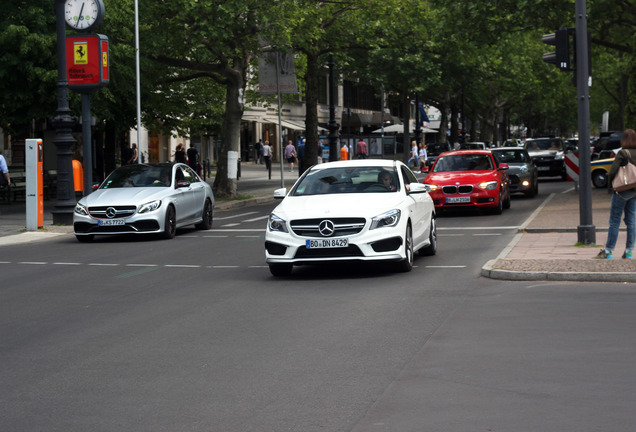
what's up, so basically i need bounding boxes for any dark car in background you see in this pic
[592,131,622,160]
[425,142,451,167]
[492,147,539,197]
[524,137,567,180]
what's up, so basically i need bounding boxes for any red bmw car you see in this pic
[422,150,511,214]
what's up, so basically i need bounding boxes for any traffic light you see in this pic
[542,28,571,71]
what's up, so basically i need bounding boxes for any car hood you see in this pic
[273,193,405,219]
[424,171,499,185]
[80,188,167,206]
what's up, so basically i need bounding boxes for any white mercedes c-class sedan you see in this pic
[73,163,214,242]
[265,159,437,276]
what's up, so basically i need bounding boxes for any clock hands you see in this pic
[78,2,85,28]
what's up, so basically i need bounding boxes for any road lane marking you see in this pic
[126,264,159,267]
[53,262,82,265]
[165,264,201,268]
[473,233,502,236]
[242,215,269,223]
[88,263,119,266]
[19,261,47,265]
[215,212,257,220]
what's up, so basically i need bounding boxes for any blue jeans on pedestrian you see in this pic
[605,190,636,252]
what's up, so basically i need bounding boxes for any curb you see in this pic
[481,259,636,283]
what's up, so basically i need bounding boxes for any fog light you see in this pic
[521,180,530,187]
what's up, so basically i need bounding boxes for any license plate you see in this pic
[537,166,550,171]
[98,219,126,226]
[446,196,471,203]
[306,238,349,249]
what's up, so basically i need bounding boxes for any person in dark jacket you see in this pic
[597,129,636,259]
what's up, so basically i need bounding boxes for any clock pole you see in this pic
[50,0,78,225]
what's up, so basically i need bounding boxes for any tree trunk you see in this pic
[303,50,319,173]
[213,70,246,198]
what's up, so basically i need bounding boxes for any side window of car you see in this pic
[401,166,417,185]
[182,165,200,183]
[175,167,186,183]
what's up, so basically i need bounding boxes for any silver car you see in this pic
[73,163,214,242]
[492,147,539,197]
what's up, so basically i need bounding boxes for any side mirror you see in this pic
[273,187,287,199]
[408,183,428,194]
[176,180,191,188]
[498,163,509,171]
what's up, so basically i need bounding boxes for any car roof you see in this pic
[438,150,493,156]
[310,159,401,170]
[492,147,526,151]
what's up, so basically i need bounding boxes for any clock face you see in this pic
[64,0,103,31]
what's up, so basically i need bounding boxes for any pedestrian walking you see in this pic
[597,128,636,259]
[130,143,138,164]
[356,138,368,159]
[284,140,297,171]
[263,140,273,178]
[0,152,10,187]
[407,141,418,169]
[418,142,428,172]
[174,144,187,163]
[187,143,199,173]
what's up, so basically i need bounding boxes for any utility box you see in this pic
[26,138,43,230]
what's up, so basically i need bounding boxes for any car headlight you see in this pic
[74,202,89,216]
[138,199,162,214]
[555,152,565,160]
[519,166,529,173]
[478,181,499,190]
[268,213,288,233]
[424,184,439,192]
[370,209,401,230]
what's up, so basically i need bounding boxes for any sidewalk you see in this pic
[482,185,636,283]
[1,163,635,282]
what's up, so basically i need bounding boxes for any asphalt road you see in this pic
[3,179,636,431]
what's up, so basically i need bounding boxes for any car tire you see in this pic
[269,263,293,277]
[503,188,511,209]
[419,218,437,256]
[195,199,213,230]
[492,190,504,215]
[525,181,538,198]
[396,223,414,272]
[592,170,608,189]
[75,234,94,243]
[162,205,177,239]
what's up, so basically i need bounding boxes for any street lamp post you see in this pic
[50,0,78,225]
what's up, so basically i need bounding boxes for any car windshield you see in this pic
[100,165,172,189]
[432,154,493,172]
[492,150,529,164]
[291,166,400,196]
[525,139,563,151]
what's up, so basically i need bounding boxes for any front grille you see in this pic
[294,244,363,258]
[88,205,137,219]
[508,175,520,185]
[290,218,366,237]
[73,220,159,234]
[442,185,473,194]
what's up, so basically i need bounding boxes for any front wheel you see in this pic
[419,218,437,256]
[162,206,177,239]
[592,170,608,189]
[195,199,213,230]
[396,224,414,272]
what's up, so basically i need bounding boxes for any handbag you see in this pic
[611,150,636,192]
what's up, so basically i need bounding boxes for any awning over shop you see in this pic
[371,124,438,134]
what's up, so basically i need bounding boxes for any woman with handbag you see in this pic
[597,129,636,259]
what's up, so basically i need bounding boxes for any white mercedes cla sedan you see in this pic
[265,159,437,276]
[73,163,214,242]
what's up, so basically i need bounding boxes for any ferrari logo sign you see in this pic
[74,41,88,65]
[66,34,109,92]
